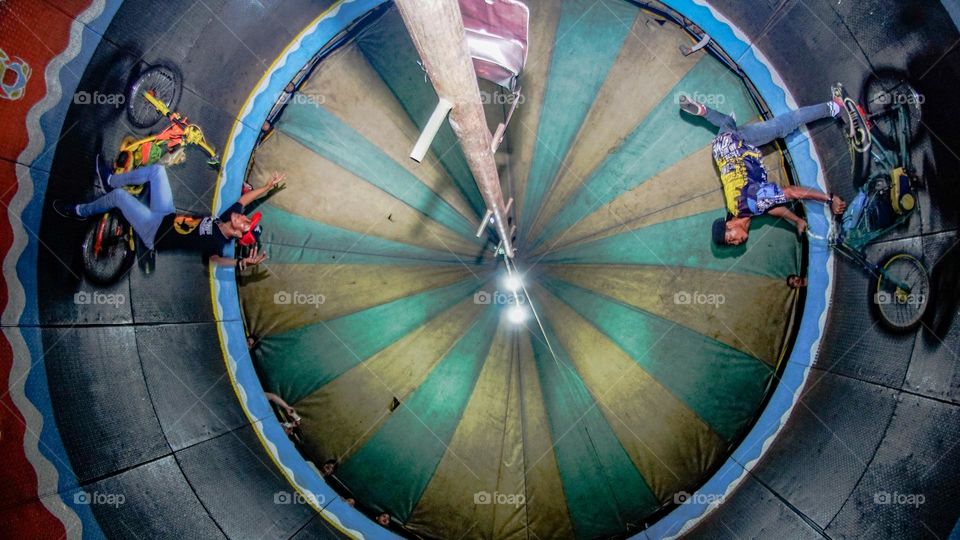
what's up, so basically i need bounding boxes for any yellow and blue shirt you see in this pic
[712,132,788,217]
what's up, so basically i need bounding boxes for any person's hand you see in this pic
[242,246,268,267]
[831,195,846,215]
[268,172,286,190]
[795,218,808,235]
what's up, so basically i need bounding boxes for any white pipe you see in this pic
[410,97,453,163]
[681,33,711,56]
[476,208,493,238]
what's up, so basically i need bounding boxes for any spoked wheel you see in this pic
[864,75,922,144]
[81,213,134,285]
[126,64,181,129]
[872,253,930,332]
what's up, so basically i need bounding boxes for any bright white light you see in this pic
[503,274,523,292]
[507,305,528,324]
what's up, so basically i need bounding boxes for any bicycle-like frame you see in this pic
[85,85,220,282]
[828,83,920,295]
[807,82,931,332]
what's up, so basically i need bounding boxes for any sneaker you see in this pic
[830,95,844,118]
[52,199,87,221]
[679,95,707,117]
[94,153,113,193]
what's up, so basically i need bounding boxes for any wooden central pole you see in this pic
[395,0,516,258]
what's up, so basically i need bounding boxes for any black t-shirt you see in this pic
[154,202,243,257]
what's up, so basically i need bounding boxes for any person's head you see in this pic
[321,459,337,477]
[345,498,356,507]
[712,216,749,246]
[786,274,808,289]
[376,513,391,526]
[224,211,252,238]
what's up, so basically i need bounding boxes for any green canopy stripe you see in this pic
[262,243,487,266]
[335,306,501,521]
[538,210,800,279]
[539,273,773,441]
[258,204,487,264]
[255,278,484,403]
[518,0,639,243]
[277,101,480,239]
[531,318,659,539]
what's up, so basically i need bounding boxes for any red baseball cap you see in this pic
[239,211,262,246]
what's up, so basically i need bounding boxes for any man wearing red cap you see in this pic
[54,159,283,269]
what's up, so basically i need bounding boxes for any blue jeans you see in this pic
[76,164,174,249]
[704,102,833,146]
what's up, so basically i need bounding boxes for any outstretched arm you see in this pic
[782,185,846,214]
[768,205,807,234]
[239,172,286,207]
[209,246,268,269]
[209,255,229,267]
[265,392,296,416]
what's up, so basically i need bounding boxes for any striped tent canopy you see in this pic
[241,2,801,538]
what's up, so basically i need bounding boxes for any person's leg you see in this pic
[108,164,164,189]
[145,165,175,214]
[702,106,738,133]
[107,163,175,220]
[680,96,738,133]
[738,103,834,147]
[76,190,162,248]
